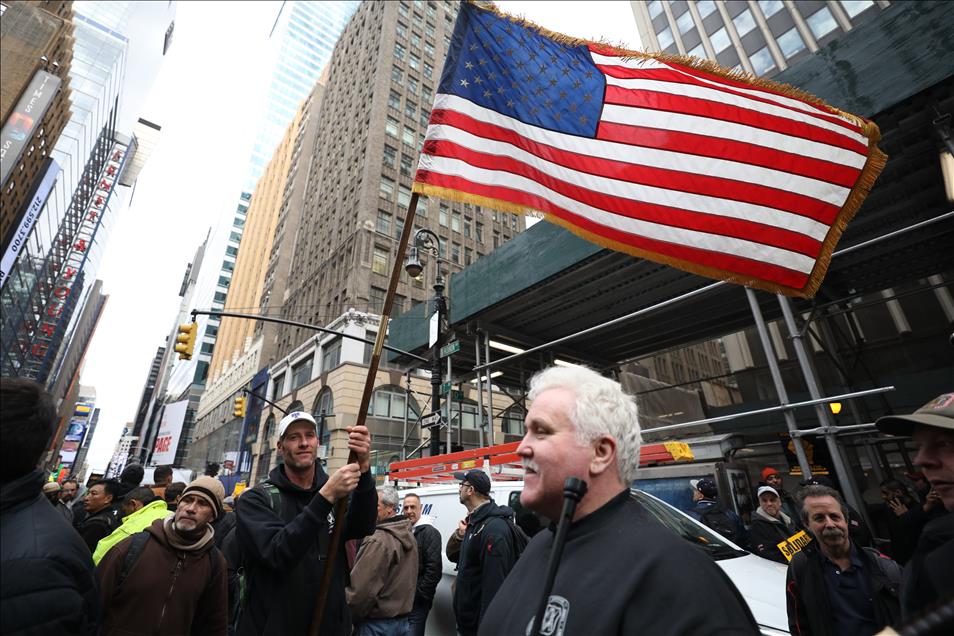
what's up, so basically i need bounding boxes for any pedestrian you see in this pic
[234,411,377,636]
[749,485,801,564]
[786,484,901,636]
[60,478,80,506]
[402,493,442,636]
[347,485,418,635]
[211,491,237,549]
[96,476,228,635]
[151,465,173,499]
[800,475,874,548]
[876,393,954,619]
[43,481,74,523]
[445,469,518,636]
[879,478,922,564]
[78,479,122,552]
[92,486,171,565]
[116,464,145,498]
[0,377,99,635]
[479,366,759,635]
[762,466,800,521]
[687,477,747,546]
[164,481,186,511]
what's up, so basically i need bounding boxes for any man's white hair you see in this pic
[528,366,642,483]
[378,484,399,509]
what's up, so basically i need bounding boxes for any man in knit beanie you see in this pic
[95,475,228,635]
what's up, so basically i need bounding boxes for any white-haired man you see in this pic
[347,485,418,636]
[480,366,759,635]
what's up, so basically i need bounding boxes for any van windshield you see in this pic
[631,489,747,560]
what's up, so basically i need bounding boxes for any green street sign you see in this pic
[440,381,452,395]
[452,390,464,401]
[440,340,461,358]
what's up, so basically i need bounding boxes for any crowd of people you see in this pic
[1,373,951,636]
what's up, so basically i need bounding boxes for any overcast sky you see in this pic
[81,1,640,471]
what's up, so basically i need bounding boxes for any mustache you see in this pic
[821,527,846,539]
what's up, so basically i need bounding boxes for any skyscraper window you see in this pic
[777,26,806,58]
[841,0,874,19]
[648,1,663,19]
[806,7,839,39]
[657,26,674,49]
[676,10,695,34]
[710,26,731,53]
[733,9,757,36]
[749,46,776,75]
[758,0,785,18]
[696,1,717,18]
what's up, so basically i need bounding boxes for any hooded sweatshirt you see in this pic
[95,517,227,635]
[347,514,418,622]
[749,506,801,564]
[234,463,377,636]
[92,498,172,564]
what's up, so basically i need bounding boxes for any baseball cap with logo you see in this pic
[278,411,318,439]
[453,469,491,495]
[690,477,718,498]
[876,393,954,436]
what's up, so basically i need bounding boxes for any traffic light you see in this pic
[174,322,197,360]
[233,395,247,419]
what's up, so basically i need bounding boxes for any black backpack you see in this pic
[476,514,530,560]
[699,505,742,544]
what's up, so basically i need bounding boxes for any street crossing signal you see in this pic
[175,322,197,360]
[233,396,247,419]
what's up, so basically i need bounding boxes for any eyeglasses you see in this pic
[459,482,472,490]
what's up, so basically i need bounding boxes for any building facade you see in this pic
[631,0,890,76]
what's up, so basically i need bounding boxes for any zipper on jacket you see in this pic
[156,555,184,634]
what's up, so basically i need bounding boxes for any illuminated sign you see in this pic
[0,70,61,185]
[152,400,188,465]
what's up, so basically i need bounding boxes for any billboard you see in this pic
[0,70,62,185]
[1,157,58,285]
[152,399,188,465]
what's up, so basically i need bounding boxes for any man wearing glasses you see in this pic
[445,469,517,636]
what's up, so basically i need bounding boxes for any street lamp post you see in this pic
[405,228,445,457]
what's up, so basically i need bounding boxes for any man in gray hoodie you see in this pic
[347,485,418,636]
[749,485,802,564]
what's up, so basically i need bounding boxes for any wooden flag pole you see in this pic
[309,193,421,636]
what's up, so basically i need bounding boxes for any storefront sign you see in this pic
[0,70,61,185]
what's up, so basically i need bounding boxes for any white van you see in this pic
[398,481,790,636]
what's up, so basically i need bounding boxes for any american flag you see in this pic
[413,2,885,298]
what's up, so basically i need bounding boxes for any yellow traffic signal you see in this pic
[233,396,247,418]
[174,322,197,360]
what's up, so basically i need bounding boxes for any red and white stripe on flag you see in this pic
[412,2,886,298]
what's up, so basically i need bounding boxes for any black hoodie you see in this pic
[1,469,99,635]
[451,500,518,635]
[235,463,376,636]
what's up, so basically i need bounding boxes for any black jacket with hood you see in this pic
[749,507,800,564]
[448,500,517,635]
[1,469,99,636]
[235,463,377,636]
[900,511,954,620]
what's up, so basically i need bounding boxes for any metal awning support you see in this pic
[746,288,812,477]
[778,294,868,524]
[791,422,878,437]
[470,212,953,375]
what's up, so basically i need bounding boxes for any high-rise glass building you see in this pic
[245,0,360,187]
[631,0,890,77]
[1,1,175,385]
[158,1,359,469]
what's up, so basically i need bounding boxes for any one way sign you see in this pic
[420,412,445,429]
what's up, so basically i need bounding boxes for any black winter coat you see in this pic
[900,512,954,620]
[0,469,99,635]
[448,501,517,635]
[78,505,118,553]
[786,543,901,636]
[234,464,377,636]
[412,522,442,604]
[212,510,237,549]
[749,510,799,564]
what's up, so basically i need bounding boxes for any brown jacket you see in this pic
[347,515,418,622]
[96,518,228,635]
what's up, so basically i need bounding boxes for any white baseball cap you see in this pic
[278,411,317,438]
[757,485,780,499]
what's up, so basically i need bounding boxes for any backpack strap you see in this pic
[116,531,151,591]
